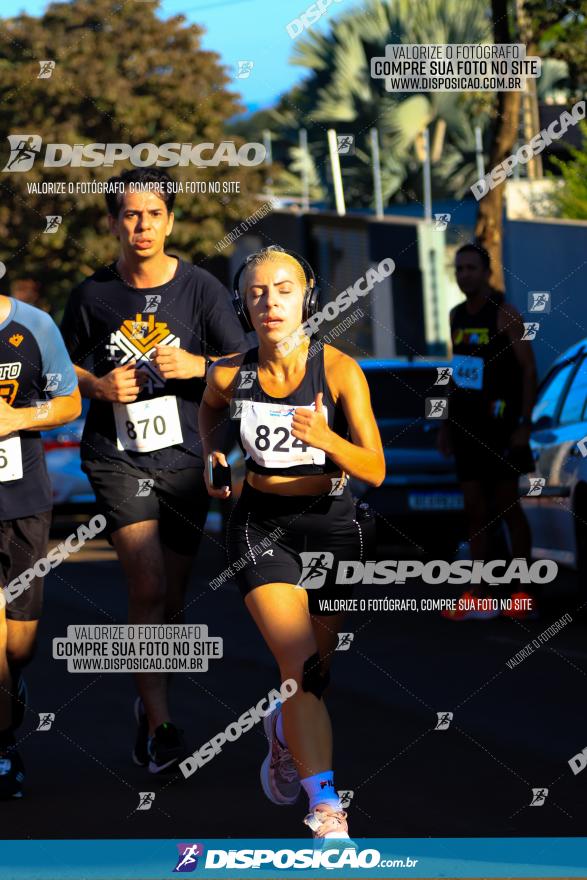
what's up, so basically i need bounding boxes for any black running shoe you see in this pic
[0,748,25,799]
[147,722,184,774]
[132,698,149,767]
[11,676,27,731]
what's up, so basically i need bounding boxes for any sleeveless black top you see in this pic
[232,345,350,476]
[450,293,523,422]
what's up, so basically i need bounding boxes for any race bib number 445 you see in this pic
[452,355,484,390]
[240,400,328,468]
[114,396,183,453]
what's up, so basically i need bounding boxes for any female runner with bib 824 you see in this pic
[198,246,385,843]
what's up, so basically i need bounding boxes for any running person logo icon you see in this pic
[136,791,155,811]
[526,478,545,497]
[435,367,452,385]
[36,713,55,731]
[144,295,162,313]
[528,292,550,313]
[338,789,354,809]
[237,370,256,390]
[2,135,42,172]
[174,843,204,872]
[37,60,55,78]
[44,215,62,233]
[336,135,355,155]
[530,788,548,806]
[522,322,540,341]
[297,551,334,589]
[435,712,453,730]
[336,632,354,651]
[426,398,448,419]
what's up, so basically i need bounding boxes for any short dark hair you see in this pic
[105,167,176,217]
[455,242,491,271]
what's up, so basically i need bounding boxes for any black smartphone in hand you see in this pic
[207,454,232,490]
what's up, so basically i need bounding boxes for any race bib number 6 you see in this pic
[0,433,23,482]
[114,396,183,453]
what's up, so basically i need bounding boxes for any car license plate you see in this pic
[408,492,464,511]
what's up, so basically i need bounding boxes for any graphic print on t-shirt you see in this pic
[106,312,180,393]
[0,362,21,404]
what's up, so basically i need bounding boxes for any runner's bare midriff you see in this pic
[246,471,344,496]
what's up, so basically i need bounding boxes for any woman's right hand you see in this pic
[204,450,232,499]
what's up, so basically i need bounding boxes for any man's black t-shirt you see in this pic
[60,257,248,469]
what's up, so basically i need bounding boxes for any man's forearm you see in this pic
[13,393,82,432]
[75,365,104,400]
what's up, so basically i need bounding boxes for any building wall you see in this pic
[503,217,587,380]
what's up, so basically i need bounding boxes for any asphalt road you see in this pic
[4,515,587,842]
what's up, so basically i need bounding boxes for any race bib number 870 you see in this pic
[114,396,183,453]
[240,400,327,468]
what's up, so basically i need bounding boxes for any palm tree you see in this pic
[265,0,494,208]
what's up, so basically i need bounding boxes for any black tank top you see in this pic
[232,345,350,476]
[450,292,523,421]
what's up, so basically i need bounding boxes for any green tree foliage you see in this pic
[548,121,587,219]
[0,0,264,310]
[524,0,587,95]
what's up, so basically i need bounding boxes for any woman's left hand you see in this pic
[291,392,332,451]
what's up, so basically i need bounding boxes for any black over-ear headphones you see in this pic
[232,245,320,332]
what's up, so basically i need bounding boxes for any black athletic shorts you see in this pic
[82,459,210,554]
[450,419,534,483]
[0,510,52,621]
[225,481,364,615]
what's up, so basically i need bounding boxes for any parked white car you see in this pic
[522,339,587,576]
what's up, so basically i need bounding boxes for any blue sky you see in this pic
[2,0,351,112]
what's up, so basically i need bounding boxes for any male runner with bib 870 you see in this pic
[199,246,385,843]
[60,168,248,773]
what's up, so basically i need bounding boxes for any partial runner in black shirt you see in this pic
[437,243,538,621]
[0,294,80,799]
[59,168,248,774]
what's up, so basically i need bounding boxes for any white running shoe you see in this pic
[303,803,358,850]
[260,705,300,805]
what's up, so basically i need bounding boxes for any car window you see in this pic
[532,360,576,428]
[365,367,442,418]
[560,356,587,425]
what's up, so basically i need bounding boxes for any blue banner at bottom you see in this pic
[0,838,586,879]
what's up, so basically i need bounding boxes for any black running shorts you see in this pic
[0,511,52,621]
[82,459,210,554]
[225,481,365,615]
